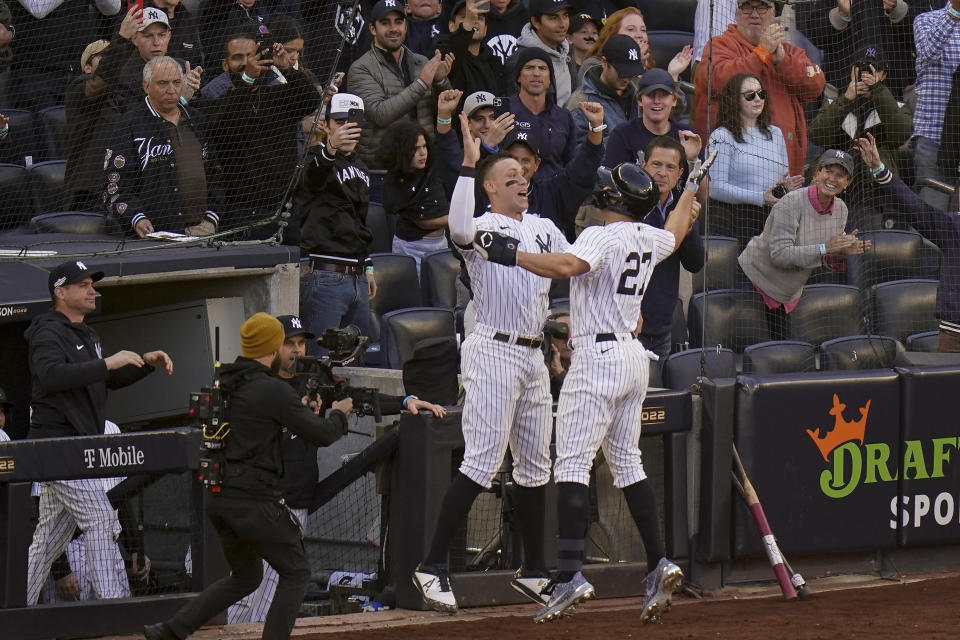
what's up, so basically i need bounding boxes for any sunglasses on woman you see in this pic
[741,90,767,101]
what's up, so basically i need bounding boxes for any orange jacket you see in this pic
[694,25,825,175]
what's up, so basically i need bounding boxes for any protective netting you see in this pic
[0,0,363,241]
[688,0,955,375]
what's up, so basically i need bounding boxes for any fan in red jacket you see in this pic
[693,0,824,175]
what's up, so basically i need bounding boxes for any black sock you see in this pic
[512,483,546,573]
[423,473,484,567]
[621,479,665,570]
[555,482,590,579]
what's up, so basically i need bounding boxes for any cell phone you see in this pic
[128,0,143,12]
[347,107,365,126]
[493,96,510,118]
[258,35,275,59]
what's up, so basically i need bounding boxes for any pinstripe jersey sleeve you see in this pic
[567,226,610,272]
[649,226,677,266]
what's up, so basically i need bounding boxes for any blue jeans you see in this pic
[912,135,952,211]
[299,268,372,356]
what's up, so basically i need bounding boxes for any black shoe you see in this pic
[143,622,176,640]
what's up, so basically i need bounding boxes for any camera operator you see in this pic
[544,311,571,400]
[144,313,351,640]
[227,315,444,624]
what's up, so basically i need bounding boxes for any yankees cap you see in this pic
[276,314,316,340]
[529,0,573,17]
[602,34,646,78]
[370,0,406,22]
[569,13,601,35]
[328,92,364,119]
[817,149,855,176]
[504,127,542,158]
[637,67,676,96]
[463,91,495,117]
[48,260,104,297]
[139,6,171,31]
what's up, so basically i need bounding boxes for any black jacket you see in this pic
[297,146,373,261]
[25,311,154,439]
[103,97,223,233]
[437,24,505,99]
[195,68,322,219]
[217,357,346,500]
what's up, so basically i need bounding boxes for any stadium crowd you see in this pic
[4,0,960,634]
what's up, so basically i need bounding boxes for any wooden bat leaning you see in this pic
[731,445,803,601]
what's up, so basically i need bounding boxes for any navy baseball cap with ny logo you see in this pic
[48,260,104,296]
[529,0,573,17]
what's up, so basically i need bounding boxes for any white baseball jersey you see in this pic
[567,222,676,337]
[464,211,570,336]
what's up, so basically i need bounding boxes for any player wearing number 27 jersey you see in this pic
[472,153,711,624]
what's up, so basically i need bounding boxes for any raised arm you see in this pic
[448,112,481,245]
[516,252,590,279]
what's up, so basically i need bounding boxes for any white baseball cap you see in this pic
[463,91,494,117]
[139,7,171,31]
[328,93,364,119]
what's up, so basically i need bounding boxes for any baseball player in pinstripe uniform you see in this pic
[412,110,585,613]
[474,156,710,623]
[24,260,173,606]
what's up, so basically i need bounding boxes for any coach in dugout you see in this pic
[24,259,173,606]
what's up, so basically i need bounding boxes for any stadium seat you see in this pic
[29,159,67,214]
[819,335,904,371]
[30,211,106,234]
[661,347,736,390]
[647,31,695,82]
[37,105,68,161]
[742,341,816,375]
[692,235,739,293]
[905,330,940,353]
[420,248,461,309]
[788,284,861,346]
[637,0,696,32]
[369,252,422,347]
[549,297,569,315]
[0,109,38,164]
[0,163,34,230]
[687,289,770,352]
[380,307,456,369]
[366,202,393,254]
[550,276,570,301]
[870,279,938,343]
[846,229,926,290]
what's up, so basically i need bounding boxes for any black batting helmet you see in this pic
[592,162,659,219]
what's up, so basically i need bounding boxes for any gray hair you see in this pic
[143,56,183,85]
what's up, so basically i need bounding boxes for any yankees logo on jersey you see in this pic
[461,211,569,336]
[566,221,675,337]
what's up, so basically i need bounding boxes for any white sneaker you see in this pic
[412,565,458,613]
[640,557,683,623]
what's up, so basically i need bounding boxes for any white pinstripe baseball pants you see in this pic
[459,326,553,489]
[554,336,652,488]
[226,507,309,624]
[26,480,130,605]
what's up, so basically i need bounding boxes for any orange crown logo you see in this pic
[805,394,871,462]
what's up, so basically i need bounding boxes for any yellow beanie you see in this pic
[241,313,285,359]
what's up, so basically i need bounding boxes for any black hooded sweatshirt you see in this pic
[215,357,347,500]
[25,310,155,439]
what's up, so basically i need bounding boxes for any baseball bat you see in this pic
[731,444,800,601]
